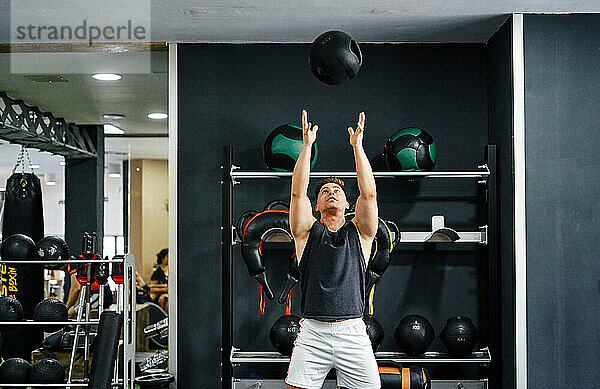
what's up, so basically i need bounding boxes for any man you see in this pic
[286,110,380,389]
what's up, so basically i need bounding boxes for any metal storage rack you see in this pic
[0,253,136,388]
[221,146,499,389]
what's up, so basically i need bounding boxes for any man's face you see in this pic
[316,183,349,213]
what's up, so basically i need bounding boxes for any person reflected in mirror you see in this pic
[149,248,169,312]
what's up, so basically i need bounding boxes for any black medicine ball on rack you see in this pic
[440,315,479,356]
[384,128,437,172]
[0,296,24,322]
[33,298,68,332]
[35,236,69,270]
[394,315,435,356]
[0,358,31,384]
[363,315,384,352]
[30,358,65,384]
[269,314,301,356]
[0,234,36,261]
[264,124,318,172]
[309,30,362,85]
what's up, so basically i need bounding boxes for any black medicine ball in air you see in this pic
[440,315,479,356]
[363,315,384,352]
[0,358,32,384]
[36,236,70,270]
[0,234,36,260]
[33,298,68,332]
[394,314,435,356]
[384,128,437,171]
[309,30,362,85]
[31,358,65,384]
[269,314,301,356]
[264,124,318,172]
[0,296,24,322]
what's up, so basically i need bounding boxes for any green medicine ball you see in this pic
[384,127,437,171]
[264,124,318,172]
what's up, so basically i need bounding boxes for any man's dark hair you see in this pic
[314,177,345,197]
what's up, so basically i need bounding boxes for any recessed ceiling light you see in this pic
[45,173,56,186]
[108,164,121,178]
[147,112,168,120]
[104,124,124,135]
[30,164,40,169]
[92,73,121,81]
[103,113,125,120]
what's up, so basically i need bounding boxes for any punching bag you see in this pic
[1,159,45,361]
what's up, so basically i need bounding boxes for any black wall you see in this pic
[524,14,600,388]
[65,126,105,256]
[487,16,515,389]
[178,43,491,387]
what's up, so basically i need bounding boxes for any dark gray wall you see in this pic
[487,17,515,389]
[178,43,490,387]
[524,14,600,389]
[65,125,105,256]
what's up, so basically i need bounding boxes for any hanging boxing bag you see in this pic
[0,154,45,361]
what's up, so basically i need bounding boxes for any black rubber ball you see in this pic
[33,298,68,332]
[1,234,36,260]
[269,314,301,356]
[0,358,32,384]
[440,316,479,356]
[31,358,65,384]
[394,315,435,356]
[363,315,384,352]
[0,296,24,322]
[309,30,362,85]
[36,236,70,270]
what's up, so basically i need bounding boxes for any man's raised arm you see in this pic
[349,112,378,239]
[290,110,318,240]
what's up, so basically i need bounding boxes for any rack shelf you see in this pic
[0,259,126,264]
[0,320,99,325]
[230,347,491,364]
[230,165,490,182]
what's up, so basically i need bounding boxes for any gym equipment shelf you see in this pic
[0,253,136,388]
[230,347,491,364]
[222,146,500,389]
[230,164,490,183]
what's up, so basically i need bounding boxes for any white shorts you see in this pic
[285,318,380,389]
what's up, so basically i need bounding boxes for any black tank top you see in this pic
[299,220,367,320]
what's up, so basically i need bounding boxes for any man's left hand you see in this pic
[348,111,365,149]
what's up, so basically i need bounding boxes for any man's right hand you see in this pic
[301,110,318,146]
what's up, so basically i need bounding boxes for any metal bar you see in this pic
[486,144,499,386]
[0,321,99,325]
[231,169,490,180]
[399,230,486,243]
[222,147,234,389]
[123,253,136,389]
[67,286,87,387]
[0,382,124,387]
[0,259,126,264]
[230,348,491,364]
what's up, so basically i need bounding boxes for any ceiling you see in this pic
[0,1,599,159]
